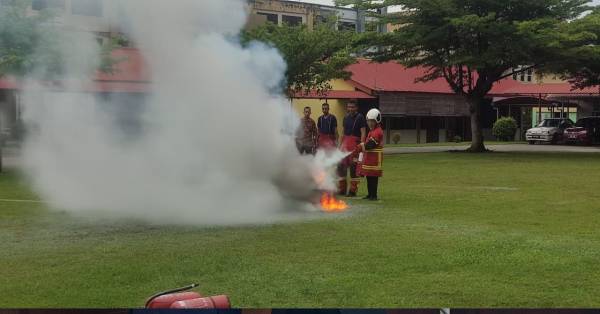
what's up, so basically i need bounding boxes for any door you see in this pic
[425,117,440,143]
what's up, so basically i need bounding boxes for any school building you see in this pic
[292,60,600,144]
[1,48,600,144]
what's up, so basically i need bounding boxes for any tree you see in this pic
[336,0,596,152]
[0,0,117,172]
[544,9,600,89]
[0,0,116,79]
[241,19,357,98]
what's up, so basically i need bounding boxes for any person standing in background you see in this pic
[317,103,338,151]
[337,101,366,197]
[295,106,317,155]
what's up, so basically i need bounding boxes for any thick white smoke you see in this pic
[20,0,347,225]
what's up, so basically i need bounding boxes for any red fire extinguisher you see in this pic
[145,283,231,309]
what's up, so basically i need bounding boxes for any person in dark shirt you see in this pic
[317,103,339,151]
[295,106,318,155]
[337,101,366,197]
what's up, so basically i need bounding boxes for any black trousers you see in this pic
[366,176,379,198]
[337,162,358,179]
[298,145,315,155]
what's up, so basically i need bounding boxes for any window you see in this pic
[538,119,562,128]
[339,22,356,32]
[71,0,103,17]
[282,15,302,26]
[316,15,328,25]
[575,119,587,127]
[593,103,600,117]
[31,0,65,10]
[512,67,534,82]
[95,32,109,46]
[257,12,278,24]
[316,14,338,30]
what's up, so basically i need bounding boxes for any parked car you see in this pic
[564,117,600,145]
[526,118,574,144]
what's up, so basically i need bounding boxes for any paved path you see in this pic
[384,144,600,154]
[2,144,599,169]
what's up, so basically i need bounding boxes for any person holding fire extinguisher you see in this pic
[355,108,384,201]
[337,101,366,197]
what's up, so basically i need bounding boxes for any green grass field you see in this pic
[2,152,600,307]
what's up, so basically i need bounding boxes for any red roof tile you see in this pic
[3,50,599,97]
[96,48,151,83]
[0,77,18,90]
[348,59,598,96]
[0,48,151,92]
[348,60,455,93]
[492,82,599,95]
[293,90,375,99]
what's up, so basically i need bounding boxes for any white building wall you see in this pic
[25,0,121,38]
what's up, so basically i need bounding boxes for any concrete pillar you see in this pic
[356,9,366,33]
[385,116,391,144]
[416,116,422,144]
[538,94,542,125]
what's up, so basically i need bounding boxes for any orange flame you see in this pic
[320,192,348,213]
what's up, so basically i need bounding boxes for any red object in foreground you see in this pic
[170,295,230,309]
[146,284,230,309]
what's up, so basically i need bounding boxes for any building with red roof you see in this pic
[295,59,600,143]
[1,50,598,144]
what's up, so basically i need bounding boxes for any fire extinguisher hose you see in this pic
[145,283,200,307]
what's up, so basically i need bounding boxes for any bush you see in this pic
[453,135,462,143]
[493,117,518,141]
[391,133,401,144]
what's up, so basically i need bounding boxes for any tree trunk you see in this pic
[467,96,487,152]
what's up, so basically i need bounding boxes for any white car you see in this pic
[526,118,574,144]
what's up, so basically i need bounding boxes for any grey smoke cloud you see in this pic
[20,0,345,225]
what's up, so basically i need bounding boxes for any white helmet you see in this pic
[366,108,382,123]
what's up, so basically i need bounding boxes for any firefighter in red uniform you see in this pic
[317,103,339,151]
[356,108,384,201]
[337,101,366,197]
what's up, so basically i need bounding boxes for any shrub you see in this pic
[493,117,518,141]
[392,133,401,144]
[453,135,462,143]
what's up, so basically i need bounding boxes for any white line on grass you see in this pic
[0,198,44,203]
